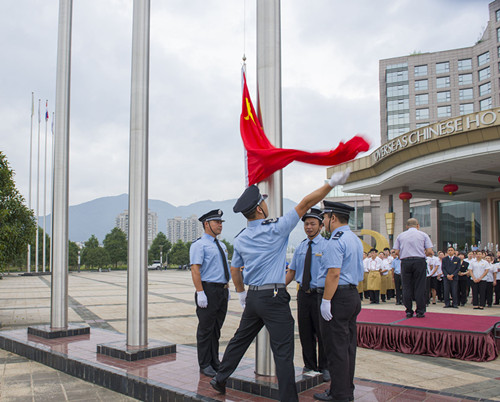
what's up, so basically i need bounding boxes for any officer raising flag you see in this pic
[210,169,350,402]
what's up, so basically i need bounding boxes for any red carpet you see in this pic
[356,308,500,361]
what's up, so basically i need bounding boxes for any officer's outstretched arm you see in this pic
[295,169,350,218]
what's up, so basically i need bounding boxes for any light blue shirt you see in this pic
[189,233,229,283]
[391,257,401,275]
[289,234,328,288]
[320,225,364,286]
[232,209,300,286]
[393,227,433,259]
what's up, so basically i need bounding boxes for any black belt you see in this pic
[317,284,357,294]
[402,257,425,260]
[299,286,318,294]
[248,283,285,291]
[202,282,228,288]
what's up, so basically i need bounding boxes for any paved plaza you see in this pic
[0,270,500,401]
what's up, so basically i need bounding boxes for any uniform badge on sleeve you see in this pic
[262,218,279,225]
[332,231,344,240]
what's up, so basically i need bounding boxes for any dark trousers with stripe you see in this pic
[319,287,361,401]
[195,283,228,370]
[297,289,327,371]
[216,288,298,402]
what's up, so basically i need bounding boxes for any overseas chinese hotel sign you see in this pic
[373,110,500,163]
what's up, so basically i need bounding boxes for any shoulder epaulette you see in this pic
[192,237,201,243]
[262,218,279,225]
[300,238,308,243]
[235,228,246,238]
[332,231,344,240]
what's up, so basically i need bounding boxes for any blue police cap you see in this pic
[301,207,324,222]
[323,201,354,217]
[198,209,224,222]
[233,185,268,215]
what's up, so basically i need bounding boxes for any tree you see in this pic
[103,227,127,268]
[68,241,80,268]
[81,235,109,269]
[0,152,36,271]
[168,240,190,265]
[148,232,171,265]
[221,239,233,261]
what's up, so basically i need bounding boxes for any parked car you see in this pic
[148,260,162,270]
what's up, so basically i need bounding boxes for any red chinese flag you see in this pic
[240,72,370,186]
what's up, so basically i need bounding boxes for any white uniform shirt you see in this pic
[484,262,494,283]
[380,258,391,276]
[367,257,382,271]
[426,256,435,277]
[469,259,489,281]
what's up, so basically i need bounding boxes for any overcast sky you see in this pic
[0,0,491,209]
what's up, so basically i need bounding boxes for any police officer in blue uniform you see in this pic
[285,208,330,382]
[189,209,230,377]
[314,201,363,402]
[210,169,350,401]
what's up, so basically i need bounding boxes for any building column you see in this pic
[429,200,439,250]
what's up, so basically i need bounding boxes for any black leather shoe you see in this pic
[313,388,352,401]
[321,369,331,382]
[406,313,413,318]
[416,313,425,318]
[200,366,217,377]
[210,378,226,394]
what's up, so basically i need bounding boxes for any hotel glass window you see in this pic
[386,62,408,70]
[439,201,480,251]
[415,80,428,91]
[437,106,451,118]
[388,127,408,139]
[458,73,472,85]
[459,88,473,100]
[498,46,500,58]
[497,27,500,42]
[416,108,429,120]
[387,98,409,111]
[387,84,409,97]
[436,62,450,74]
[415,93,428,106]
[479,82,491,96]
[387,113,409,125]
[386,70,408,83]
[458,59,472,71]
[410,205,431,227]
[436,76,450,88]
[497,9,500,22]
[414,65,427,77]
[480,97,492,111]
[477,52,490,66]
[416,122,429,128]
[459,103,474,115]
[479,66,491,81]
[437,91,451,103]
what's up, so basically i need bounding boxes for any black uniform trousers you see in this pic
[443,277,459,307]
[394,273,402,304]
[494,280,500,304]
[486,282,494,306]
[458,277,469,305]
[320,286,361,401]
[297,288,327,372]
[216,288,298,402]
[401,258,427,316]
[195,283,228,370]
[471,280,487,307]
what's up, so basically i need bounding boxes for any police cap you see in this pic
[301,207,324,222]
[323,201,355,217]
[233,185,268,215]
[198,209,224,222]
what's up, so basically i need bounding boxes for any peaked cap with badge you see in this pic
[301,207,324,222]
[322,201,354,217]
[233,185,268,215]
[198,209,225,222]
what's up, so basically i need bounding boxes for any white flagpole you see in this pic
[43,100,49,273]
[27,93,34,273]
[50,112,55,272]
[35,99,41,273]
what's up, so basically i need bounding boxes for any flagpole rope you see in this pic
[242,0,246,67]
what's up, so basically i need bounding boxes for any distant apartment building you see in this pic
[380,0,500,143]
[115,209,158,249]
[167,215,203,243]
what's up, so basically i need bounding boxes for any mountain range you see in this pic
[41,194,307,248]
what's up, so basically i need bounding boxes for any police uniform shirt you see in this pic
[320,225,364,286]
[232,209,300,286]
[189,233,229,283]
[289,234,327,287]
[391,258,401,275]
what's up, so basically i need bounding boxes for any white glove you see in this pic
[238,291,247,308]
[320,299,332,321]
[227,289,231,301]
[196,290,208,308]
[328,168,351,187]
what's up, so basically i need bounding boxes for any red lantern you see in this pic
[399,192,413,202]
[498,176,500,183]
[443,183,458,195]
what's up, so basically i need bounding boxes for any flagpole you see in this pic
[255,0,282,377]
[27,92,34,273]
[50,112,55,273]
[43,101,49,273]
[35,99,41,273]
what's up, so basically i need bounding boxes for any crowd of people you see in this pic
[361,245,500,310]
